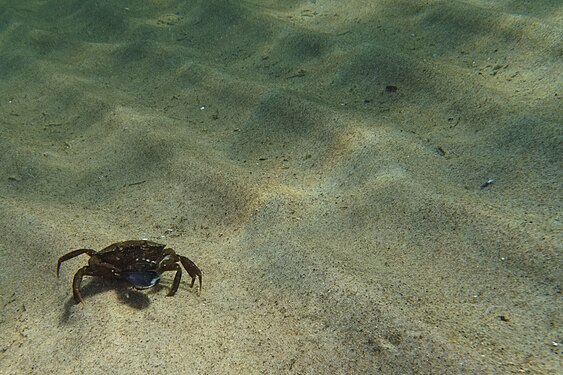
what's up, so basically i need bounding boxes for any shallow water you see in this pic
[0,0,561,373]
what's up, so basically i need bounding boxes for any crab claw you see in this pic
[122,271,161,289]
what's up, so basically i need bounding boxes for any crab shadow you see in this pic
[59,278,171,323]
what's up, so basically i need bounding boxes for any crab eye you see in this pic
[122,271,160,289]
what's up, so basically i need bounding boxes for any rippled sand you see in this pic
[0,1,561,373]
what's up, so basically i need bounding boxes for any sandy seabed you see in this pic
[0,0,561,374]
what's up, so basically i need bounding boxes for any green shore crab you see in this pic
[57,240,202,303]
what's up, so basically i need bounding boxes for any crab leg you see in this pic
[167,263,182,297]
[180,256,202,291]
[56,249,97,277]
[72,266,96,304]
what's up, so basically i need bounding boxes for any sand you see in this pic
[0,0,561,373]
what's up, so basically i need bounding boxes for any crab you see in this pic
[56,240,202,303]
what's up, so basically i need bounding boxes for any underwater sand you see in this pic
[0,0,561,373]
